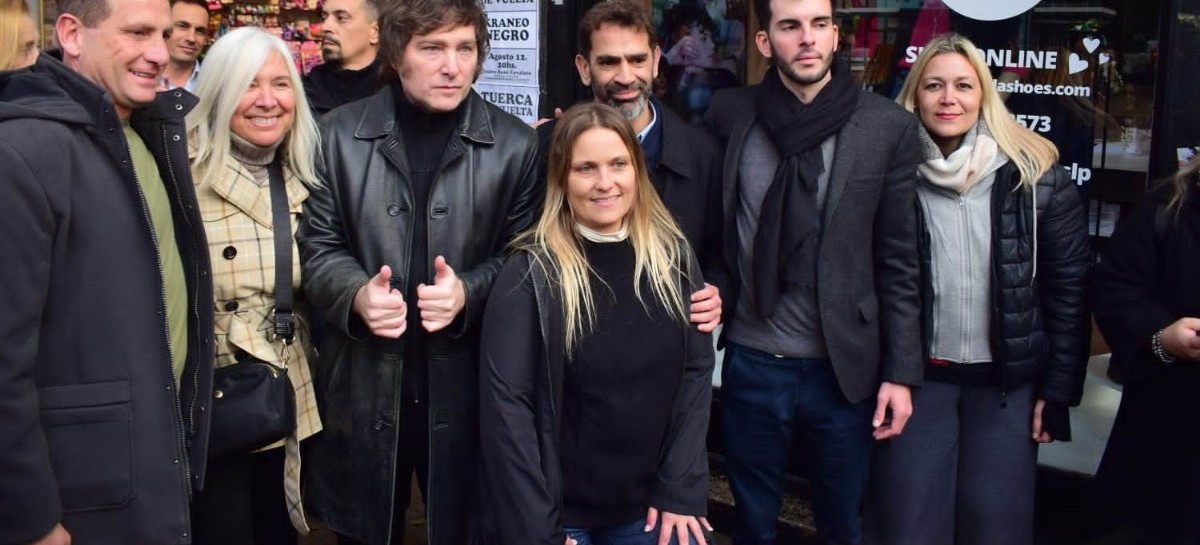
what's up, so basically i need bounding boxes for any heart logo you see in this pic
[1083,36,1101,53]
[1068,53,1089,75]
[1099,53,1111,65]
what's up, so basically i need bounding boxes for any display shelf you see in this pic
[207,0,325,73]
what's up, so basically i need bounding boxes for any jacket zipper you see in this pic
[959,196,971,363]
[158,126,198,501]
[122,125,194,521]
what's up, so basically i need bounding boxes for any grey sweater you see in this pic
[916,155,1007,364]
[728,124,835,359]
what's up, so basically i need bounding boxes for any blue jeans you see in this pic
[566,518,695,545]
[721,343,874,545]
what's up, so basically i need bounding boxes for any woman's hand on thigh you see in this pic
[645,507,713,545]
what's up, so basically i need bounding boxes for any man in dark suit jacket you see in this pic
[536,0,723,332]
[704,0,921,543]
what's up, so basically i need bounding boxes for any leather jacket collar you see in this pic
[353,85,495,145]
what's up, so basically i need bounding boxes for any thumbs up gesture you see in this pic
[417,255,466,333]
[352,265,407,338]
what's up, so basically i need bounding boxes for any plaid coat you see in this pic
[194,152,322,529]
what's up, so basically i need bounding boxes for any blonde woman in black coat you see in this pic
[479,103,714,545]
[865,34,1090,545]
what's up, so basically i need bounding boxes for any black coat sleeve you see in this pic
[1035,169,1092,406]
[874,115,923,387]
[479,254,564,545]
[648,250,715,515]
[698,137,727,291]
[452,135,543,338]
[297,134,373,339]
[0,140,63,543]
[1093,195,1176,381]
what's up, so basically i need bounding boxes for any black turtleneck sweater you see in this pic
[395,86,461,406]
[561,238,684,529]
[302,57,384,116]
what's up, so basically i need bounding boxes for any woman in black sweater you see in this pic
[478,102,714,545]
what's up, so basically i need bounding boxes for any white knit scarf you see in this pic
[917,119,1003,195]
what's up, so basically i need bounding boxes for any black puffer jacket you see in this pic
[916,162,1090,405]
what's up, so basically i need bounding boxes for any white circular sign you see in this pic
[941,0,1043,21]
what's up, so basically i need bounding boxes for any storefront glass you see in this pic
[839,1,1160,193]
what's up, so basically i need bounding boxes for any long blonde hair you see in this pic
[186,27,321,188]
[1,0,31,70]
[518,103,689,352]
[897,33,1059,189]
[1168,154,1200,214]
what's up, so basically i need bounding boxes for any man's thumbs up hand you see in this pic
[353,265,407,338]
[417,256,466,333]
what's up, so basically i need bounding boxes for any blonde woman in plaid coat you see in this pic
[183,27,323,545]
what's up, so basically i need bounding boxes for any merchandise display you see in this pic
[207,0,324,73]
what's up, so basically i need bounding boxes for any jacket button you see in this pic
[222,246,237,260]
[172,134,181,142]
[387,204,401,216]
[224,300,239,311]
[175,104,183,111]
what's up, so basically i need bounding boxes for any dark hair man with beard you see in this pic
[536,0,724,335]
[703,0,922,543]
[302,0,382,116]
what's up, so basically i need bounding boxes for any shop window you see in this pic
[653,0,751,124]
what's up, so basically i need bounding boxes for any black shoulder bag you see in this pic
[209,158,299,458]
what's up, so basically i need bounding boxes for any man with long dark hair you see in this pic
[298,0,540,543]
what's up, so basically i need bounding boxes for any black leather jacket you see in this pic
[298,87,541,545]
[0,54,214,544]
[916,162,1090,405]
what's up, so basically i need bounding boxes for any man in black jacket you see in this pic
[297,0,540,544]
[536,0,724,333]
[303,0,383,116]
[0,0,214,542]
[704,0,921,543]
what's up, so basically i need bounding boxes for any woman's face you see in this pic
[13,14,38,69]
[916,52,983,154]
[566,127,636,234]
[230,52,296,148]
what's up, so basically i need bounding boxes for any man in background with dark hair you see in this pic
[705,0,921,543]
[298,0,540,543]
[537,0,724,334]
[163,0,209,92]
[0,0,214,542]
[303,0,382,115]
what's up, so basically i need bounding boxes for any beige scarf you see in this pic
[917,120,1002,195]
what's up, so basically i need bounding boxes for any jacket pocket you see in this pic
[858,294,879,322]
[846,174,883,192]
[39,380,135,512]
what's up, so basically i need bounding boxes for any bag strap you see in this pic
[268,158,295,343]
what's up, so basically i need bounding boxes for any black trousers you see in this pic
[339,403,430,545]
[191,446,296,545]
